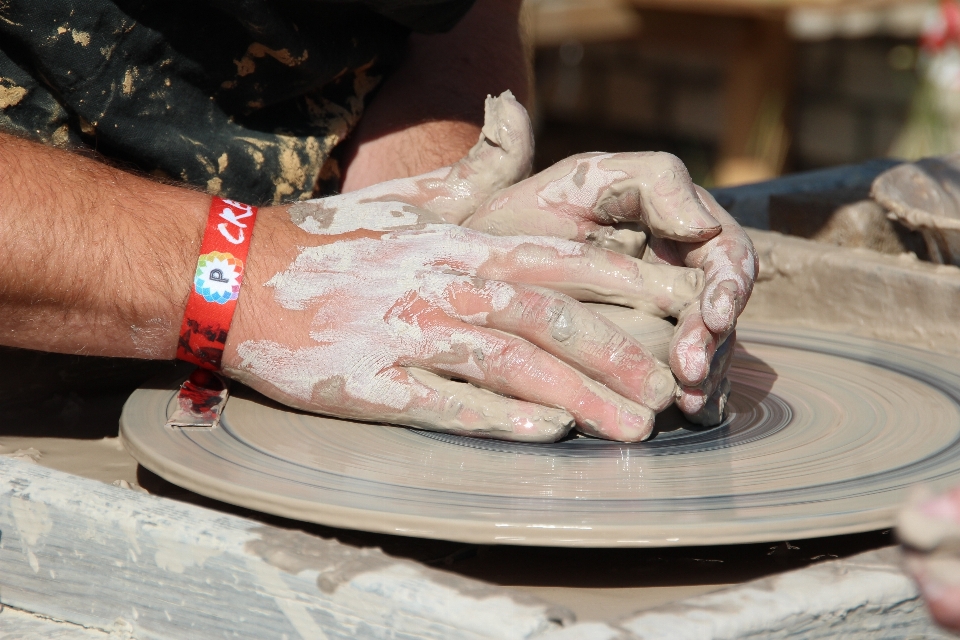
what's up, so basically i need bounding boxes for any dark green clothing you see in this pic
[0,0,474,204]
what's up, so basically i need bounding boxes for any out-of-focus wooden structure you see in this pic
[525,0,929,185]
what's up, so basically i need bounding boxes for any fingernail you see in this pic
[689,209,721,234]
[513,407,576,442]
[618,406,655,442]
[677,388,707,415]
[692,189,721,227]
[672,335,709,386]
[663,208,720,241]
[680,201,720,237]
[644,367,678,411]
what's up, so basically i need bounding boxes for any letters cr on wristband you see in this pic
[177,197,258,371]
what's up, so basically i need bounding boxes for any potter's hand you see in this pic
[453,99,756,425]
[223,191,704,443]
[646,188,756,425]
[899,486,960,633]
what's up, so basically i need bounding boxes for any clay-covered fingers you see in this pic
[651,187,757,336]
[692,188,756,334]
[463,152,722,252]
[344,91,534,224]
[592,153,721,241]
[644,187,754,423]
[402,317,658,442]
[443,279,677,412]
[676,331,736,427]
[230,220,702,443]
[419,91,534,222]
[670,302,718,388]
[398,368,575,442]
[476,239,704,318]
[899,486,960,632]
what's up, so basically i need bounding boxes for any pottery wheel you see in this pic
[121,323,960,547]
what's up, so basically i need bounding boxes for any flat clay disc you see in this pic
[120,323,960,547]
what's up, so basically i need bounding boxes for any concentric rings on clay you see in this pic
[120,323,960,546]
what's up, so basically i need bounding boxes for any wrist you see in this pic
[175,197,268,369]
[126,188,208,360]
[219,206,301,374]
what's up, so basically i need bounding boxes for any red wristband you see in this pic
[177,197,258,371]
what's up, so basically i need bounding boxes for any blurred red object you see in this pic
[922,0,960,52]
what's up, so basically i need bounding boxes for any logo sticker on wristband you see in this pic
[177,197,258,371]
[195,251,243,304]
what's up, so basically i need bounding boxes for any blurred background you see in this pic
[522,0,960,187]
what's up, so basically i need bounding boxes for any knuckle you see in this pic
[650,151,683,170]
[515,289,584,342]
[666,153,687,172]
[570,151,603,163]
[488,337,541,381]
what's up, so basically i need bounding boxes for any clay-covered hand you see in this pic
[898,485,960,632]
[645,189,755,425]
[454,94,757,425]
[223,164,705,443]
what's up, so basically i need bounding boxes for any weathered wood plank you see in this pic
[0,458,570,640]
[612,548,949,639]
[537,549,948,639]
[0,606,113,639]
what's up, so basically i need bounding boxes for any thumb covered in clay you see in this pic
[593,152,721,242]
[463,151,721,256]
[418,90,535,224]
[326,92,533,226]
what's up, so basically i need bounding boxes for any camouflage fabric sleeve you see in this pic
[0,0,473,204]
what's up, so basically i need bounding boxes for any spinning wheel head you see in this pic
[121,324,960,547]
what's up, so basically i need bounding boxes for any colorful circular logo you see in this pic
[194,251,244,304]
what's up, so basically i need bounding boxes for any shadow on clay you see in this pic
[725,343,778,412]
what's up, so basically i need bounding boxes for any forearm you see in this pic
[0,133,207,358]
[340,0,528,191]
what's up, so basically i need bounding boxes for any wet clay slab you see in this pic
[120,322,960,547]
